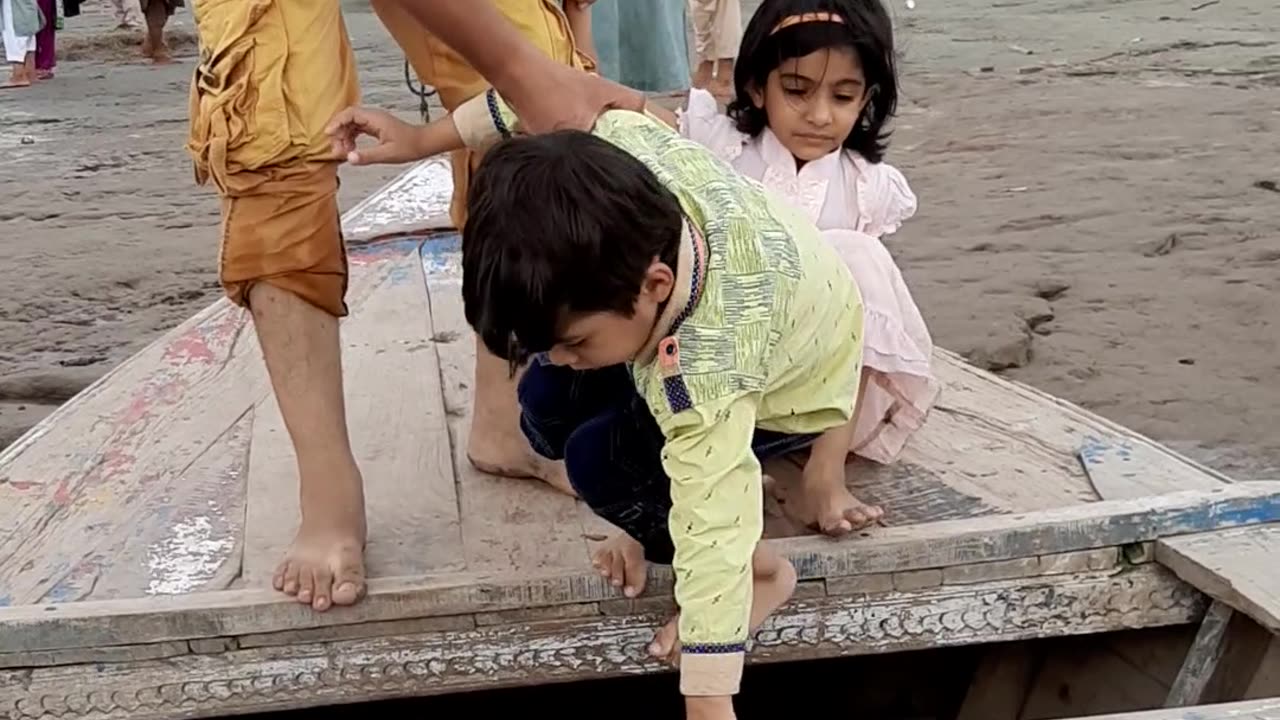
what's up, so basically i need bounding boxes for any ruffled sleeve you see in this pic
[851,155,918,238]
[677,88,747,164]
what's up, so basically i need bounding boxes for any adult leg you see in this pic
[188,0,364,610]
[140,0,171,63]
[111,0,136,28]
[370,0,591,493]
[2,0,34,87]
[34,0,54,77]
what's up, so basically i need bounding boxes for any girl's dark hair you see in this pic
[462,130,683,369]
[727,0,898,163]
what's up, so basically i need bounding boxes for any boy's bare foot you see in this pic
[592,533,648,598]
[272,471,368,612]
[649,552,798,666]
[467,422,576,496]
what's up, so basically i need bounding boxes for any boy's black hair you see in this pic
[462,130,684,368]
[728,0,898,163]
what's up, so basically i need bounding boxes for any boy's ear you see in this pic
[642,259,676,303]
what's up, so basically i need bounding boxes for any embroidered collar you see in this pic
[636,215,707,366]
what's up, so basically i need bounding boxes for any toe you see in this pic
[649,617,680,661]
[272,560,290,591]
[332,567,366,606]
[281,561,302,596]
[312,566,334,612]
[296,567,315,605]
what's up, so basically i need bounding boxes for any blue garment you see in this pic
[589,0,690,93]
[517,359,816,564]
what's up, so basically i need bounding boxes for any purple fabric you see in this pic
[35,0,55,71]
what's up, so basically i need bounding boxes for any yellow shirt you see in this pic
[454,93,865,696]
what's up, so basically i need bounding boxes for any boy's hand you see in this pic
[325,107,429,166]
[686,696,736,720]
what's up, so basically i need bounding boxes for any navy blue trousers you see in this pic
[517,360,817,564]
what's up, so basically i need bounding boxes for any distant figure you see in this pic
[590,0,690,93]
[33,0,52,79]
[140,0,180,63]
[109,0,135,29]
[1,0,37,88]
[688,0,741,100]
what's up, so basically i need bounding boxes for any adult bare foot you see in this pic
[273,492,368,611]
[2,65,32,88]
[467,338,577,496]
[649,551,797,666]
[592,533,648,598]
[467,431,574,496]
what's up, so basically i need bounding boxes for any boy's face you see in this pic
[544,260,675,370]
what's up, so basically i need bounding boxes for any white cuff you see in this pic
[680,651,744,696]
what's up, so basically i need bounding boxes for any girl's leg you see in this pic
[775,368,885,535]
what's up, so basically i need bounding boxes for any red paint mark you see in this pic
[164,332,217,366]
[7,481,35,491]
[53,477,71,505]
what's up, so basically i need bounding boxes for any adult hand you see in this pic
[324,107,429,166]
[502,60,645,134]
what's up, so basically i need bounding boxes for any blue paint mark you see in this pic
[349,237,424,262]
[0,595,10,607]
[420,232,463,278]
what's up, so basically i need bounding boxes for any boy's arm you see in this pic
[657,392,763,701]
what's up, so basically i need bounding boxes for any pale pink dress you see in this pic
[678,88,939,464]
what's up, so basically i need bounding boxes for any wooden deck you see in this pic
[1,158,1278,719]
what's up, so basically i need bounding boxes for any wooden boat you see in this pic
[1,157,1277,719]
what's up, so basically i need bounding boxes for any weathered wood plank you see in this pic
[0,565,1202,719]
[1059,698,1280,719]
[241,244,463,585]
[778,482,1280,580]
[341,157,454,243]
[84,407,253,601]
[1078,435,1227,501]
[1155,525,1280,634]
[917,349,1229,512]
[420,237,591,575]
[1,484,1274,655]
[1166,600,1235,707]
[0,301,268,608]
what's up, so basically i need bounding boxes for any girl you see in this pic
[662,0,938,535]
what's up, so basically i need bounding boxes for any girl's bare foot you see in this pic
[649,549,798,666]
[772,457,883,536]
[592,533,648,598]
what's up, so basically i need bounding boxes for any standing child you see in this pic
[659,0,937,534]
[327,95,868,719]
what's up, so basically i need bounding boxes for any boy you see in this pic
[329,95,865,717]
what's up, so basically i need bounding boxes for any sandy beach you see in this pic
[1,0,1277,477]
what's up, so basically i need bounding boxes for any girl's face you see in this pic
[749,46,870,163]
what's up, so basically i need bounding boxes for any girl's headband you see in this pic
[769,11,846,35]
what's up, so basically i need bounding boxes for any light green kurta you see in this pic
[454,92,865,697]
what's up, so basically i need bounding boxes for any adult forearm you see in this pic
[385,0,544,94]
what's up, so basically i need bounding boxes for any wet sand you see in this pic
[0,0,1277,712]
